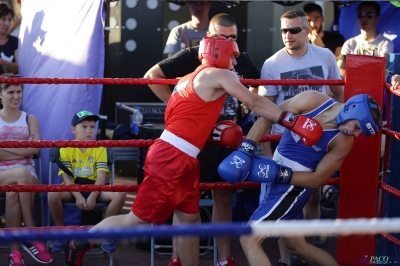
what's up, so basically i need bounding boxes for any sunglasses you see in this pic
[280,27,306,35]
[210,34,238,41]
[357,12,376,19]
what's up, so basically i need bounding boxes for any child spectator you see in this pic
[47,110,126,254]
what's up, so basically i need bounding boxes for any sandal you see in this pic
[320,185,339,207]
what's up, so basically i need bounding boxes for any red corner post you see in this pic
[336,55,385,265]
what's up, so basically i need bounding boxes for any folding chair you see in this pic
[47,147,115,266]
[150,198,217,266]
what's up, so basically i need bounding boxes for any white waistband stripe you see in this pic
[160,130,200,158]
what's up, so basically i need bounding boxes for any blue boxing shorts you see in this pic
[249,182,313,224]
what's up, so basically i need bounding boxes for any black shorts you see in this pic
[81,192,91,198]
[198,144,234,183]
[78,188,110,199]
[73,177,108,199]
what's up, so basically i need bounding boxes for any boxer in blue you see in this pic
[218,90,381,266]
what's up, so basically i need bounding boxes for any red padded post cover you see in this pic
[337,55,385,265]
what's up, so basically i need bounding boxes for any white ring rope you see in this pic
[251,218,400,237]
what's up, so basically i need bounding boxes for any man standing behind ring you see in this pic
[144,13,260,266]
[337,1,394,78]
[258,9,343,172]
[163,1,212,58]
[302,2,345,59]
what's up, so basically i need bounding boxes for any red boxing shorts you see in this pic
[132,139,200,224]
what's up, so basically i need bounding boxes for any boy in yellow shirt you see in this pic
[47,110,126,254]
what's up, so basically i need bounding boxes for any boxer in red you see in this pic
[66,36,323,266]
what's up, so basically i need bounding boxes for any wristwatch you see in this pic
[241,103,249,115]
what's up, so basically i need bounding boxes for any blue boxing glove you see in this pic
[217,139,257,184]
[248,155,293,184]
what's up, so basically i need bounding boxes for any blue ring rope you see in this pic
[0,223,252,243]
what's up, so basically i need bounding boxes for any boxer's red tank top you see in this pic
[165,64,226,150]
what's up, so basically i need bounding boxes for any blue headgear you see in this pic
[335,94,381,137]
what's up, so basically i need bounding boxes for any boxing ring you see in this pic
[1,55,400,265]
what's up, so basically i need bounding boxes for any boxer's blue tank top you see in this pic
[276,99,341,170]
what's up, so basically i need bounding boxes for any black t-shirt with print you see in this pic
[0,35,18,74]
[322,31,345,55]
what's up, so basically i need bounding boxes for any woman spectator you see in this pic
[0,73,53,265]
[0,3,18,74]
[7,0,22,37]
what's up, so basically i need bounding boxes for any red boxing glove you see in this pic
[207,120,243,149]
[278,111,323,146]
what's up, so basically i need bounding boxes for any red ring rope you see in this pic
[0,77,345,86]
[385,82,400,97]
[0,134,282,148]
[0,178,340,193]
[379,181,400,199]
[381,233,400,246]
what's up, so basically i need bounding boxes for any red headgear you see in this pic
[198,36,240,69]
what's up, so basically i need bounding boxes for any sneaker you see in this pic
[21,241,53,263]
[101,240,116,252]
[9,250,25,266]
[168,257,182,266]
[218,256,237,266]
[65,239,95,266]
[50,240,65,254]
